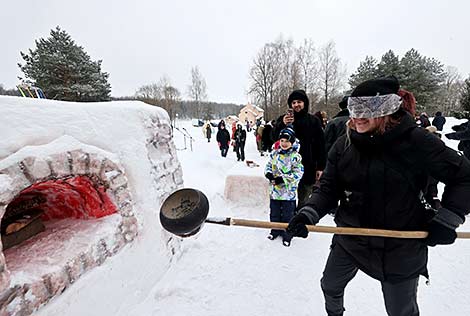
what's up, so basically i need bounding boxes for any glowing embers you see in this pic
[1,176,118,249]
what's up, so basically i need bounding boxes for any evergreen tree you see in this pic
[19,26,111,101]
[400,49,445,108]
[461,77,470,112]
[349,56,378,89]
[377,50,401,78]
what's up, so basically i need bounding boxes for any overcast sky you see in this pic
[1,0,469,104]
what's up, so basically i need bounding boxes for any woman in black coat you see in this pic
[287,76,470,316]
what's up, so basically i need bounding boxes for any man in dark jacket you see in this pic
[431,111,446,131]
[324,95,349,153]
[287,76,470,316]
[234,124,246,161]
[272,90,326,206]
[216,125,230,157]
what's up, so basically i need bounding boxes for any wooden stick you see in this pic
[227,218,470,239]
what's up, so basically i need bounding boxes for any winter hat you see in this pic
[287,90,309,108]
[278,127,296,143]
[348,76,401,118]
[339,95,349,109]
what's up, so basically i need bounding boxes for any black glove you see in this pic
[265,173,274,181]
[425,221,457,246]
[273,176,284,185]
[286,206,320,238]
[425,207,463,246]
[445,132,458,140]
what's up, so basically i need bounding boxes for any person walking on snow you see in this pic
[216,124,230,157]
[204,123,212,142]
[286,76,470,316]
[234,124,246,161]
[265,127,304,247]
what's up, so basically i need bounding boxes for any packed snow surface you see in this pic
[128,118,470,316]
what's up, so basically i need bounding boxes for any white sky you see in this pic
[1,0,469,104]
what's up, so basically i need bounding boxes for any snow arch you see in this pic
[0,97,184,316]
[0,144,138,313]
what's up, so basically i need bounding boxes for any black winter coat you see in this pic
[431,115,446,131]
[304,111,470,283]
[273,109,326,185]
[261,124,273,148]
[216,129,231,149]
[234,128,246,145]
[324,109,349,153]
[446,121,470,160]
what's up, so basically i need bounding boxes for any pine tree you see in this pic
[377,50,401,78]
[349,56,378,89]
[399,49,445,108]
[461,77,470,112]
[19,26,111,101]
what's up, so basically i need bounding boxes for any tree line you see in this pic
[248,35,470,119]
[2,27,470,120]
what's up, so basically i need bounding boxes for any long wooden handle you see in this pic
[229,218,470,239]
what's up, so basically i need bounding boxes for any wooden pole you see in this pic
[227,218,470,239]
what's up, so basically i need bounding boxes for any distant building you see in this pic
[238,104,264,125]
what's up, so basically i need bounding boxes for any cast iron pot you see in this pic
[160,188,209,237]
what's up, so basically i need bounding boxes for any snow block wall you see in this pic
[0,97,183,316]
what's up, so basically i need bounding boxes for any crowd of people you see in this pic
[205,75,470,315]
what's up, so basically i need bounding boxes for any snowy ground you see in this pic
[127,118,470,316]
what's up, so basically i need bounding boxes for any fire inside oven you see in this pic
[1,175,118,250]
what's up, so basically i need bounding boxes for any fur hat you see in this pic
[287,90,309,109]
[279,127,296,143]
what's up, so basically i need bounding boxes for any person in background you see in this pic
[445,120,470,160]
[265,127,304,247]
[432,111,446,131]
[205,123,212,142]
[234,124,247,161]
[216,124,230,157]
[261,120,275,154]
[417,112,431,128]
[287,76,470,316]
[256,123,265,155]
[272,89,326,207]
[324,96,349,153]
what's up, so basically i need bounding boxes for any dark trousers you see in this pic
[269,200,296,241]
[320,243,419,316]
[297,182,315,207]
[220,147,228,157]
[235,142,245,161]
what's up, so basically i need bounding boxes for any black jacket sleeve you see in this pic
[416,129,470,220]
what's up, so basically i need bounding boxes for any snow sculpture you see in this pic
[0,96,183,315]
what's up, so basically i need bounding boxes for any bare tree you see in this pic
[248,42,282,120]
[158,76,181,123]
[135,83,160,99]
[188,66,208,119]
[317,41,345,111]
[438,66,463,114]
[297,38,318,94]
